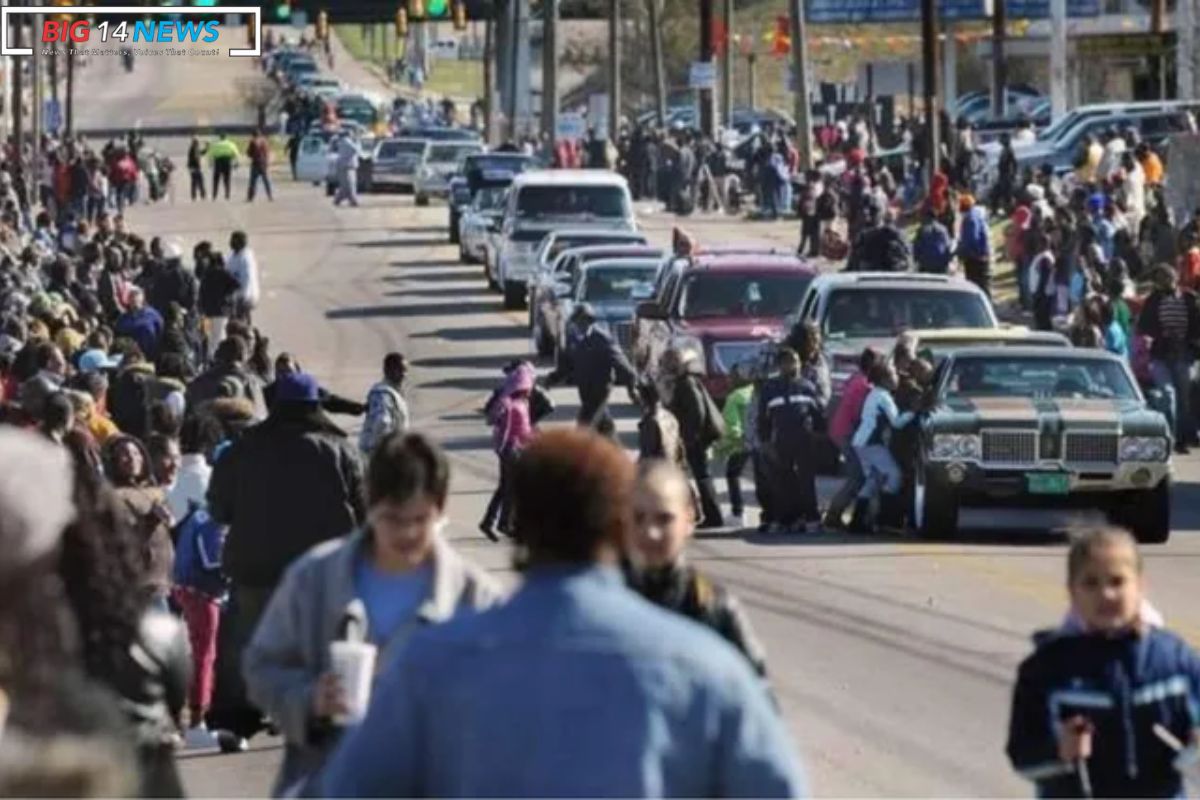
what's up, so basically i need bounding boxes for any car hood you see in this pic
[677,317,787,341]
[930,396,1167,435]
[590,302,638,321]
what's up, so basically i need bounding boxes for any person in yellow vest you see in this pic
[207,133,241,201]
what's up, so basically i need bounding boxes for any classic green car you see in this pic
[914,347,1172,543]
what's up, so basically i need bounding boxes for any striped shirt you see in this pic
[1159,293,1189,342]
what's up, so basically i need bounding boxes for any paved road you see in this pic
[105,172,1200,798]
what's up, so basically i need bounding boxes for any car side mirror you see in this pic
[636,301,665,320]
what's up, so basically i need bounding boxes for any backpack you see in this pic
[913,224,952,272]
[172,505,227,598]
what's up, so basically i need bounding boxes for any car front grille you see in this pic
[1065,433,1118,464]
[982,431,1037,464]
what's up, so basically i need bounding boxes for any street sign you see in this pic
[689,61,717,90]
[806,0,1098,23]
[1076,31,1177,58]
[557,112,586,141]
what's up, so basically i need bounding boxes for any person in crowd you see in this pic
[226,230,260,324]
[57,447,190,797]
[636,378,686,469]
[1029,229,1058,332]
[756,347,823,534]
[662,347,724,529]
[113,286,164,362]
[332,132,363,208]
[197,249,240,363]
[956,194,993,296]
[852,360,916,533]
[823,347,880,532]
[246,129,273,203]
[320,428,806,797]
[208,133,241,201]
[1137,264,1200,454]
[715,362,755,529]
[564,302,639,438]
[0,428,141,798]
[625,459,767,676]
[101,433,175,610]
[187,136,207,201]
[145,238,197,320]
[206,371,365,749]
[847,197,911,272]
[245,432,499,796]
[479,361,538,541]
[186,335,265,414]
[912,207,954,274]
[358,352,409,455]
[265,352,366,417]
[164,412,220,522]
[1006,527,1200,798]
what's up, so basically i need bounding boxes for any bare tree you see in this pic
[236,76,278,131]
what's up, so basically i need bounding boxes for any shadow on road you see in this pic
[390,286,494,299]
[383,270,484,284]
[354,238,446,249]
[420,376,512,392]
[1172,480,1200,532]
[326,299,499,319]
[414,353,522,370]
[412,326,526,343]
[385,259,468,270]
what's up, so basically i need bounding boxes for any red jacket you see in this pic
[829,371,871,448]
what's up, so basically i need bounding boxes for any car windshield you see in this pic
[429,144,480,163]
[377,140,425,158]
[549,236,640,262]
[581,263,660,303]
[467,155,528,175]
[680,273,813,320]
[945,357,1138,401]
[824,288,994,339]
[517,186,630,219]
[474,187,506,210]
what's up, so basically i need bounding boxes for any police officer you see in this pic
[625,459,768,677]
[757,347,823,534]
[566,303,638,437]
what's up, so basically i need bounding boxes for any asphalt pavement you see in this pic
[77,41,1200,799]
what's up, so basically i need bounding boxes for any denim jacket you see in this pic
[320,565,806,798]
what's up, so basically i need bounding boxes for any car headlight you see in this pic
[1119,436,1170,462]
[930,434,982,461]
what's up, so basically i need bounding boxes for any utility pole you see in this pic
[991,0,1006,118]
[31,8,40,210]
[1151,0,1167,99]
[65,48,73,139]
[721,0,732,130]
[646,0,666,127]
[483,16,495,143]
[698,0,715,136]
[788,0,812,169]
[921,0,940,185]
[541,0,558,141]
[1179,0,1196,100]
[1049,0,1066,119]
[608,0,620,141]
[513,0,531,139]
[747,52,757,112]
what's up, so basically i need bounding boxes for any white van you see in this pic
[488,170,636,309]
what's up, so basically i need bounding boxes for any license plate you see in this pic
[1027,473,1070,495]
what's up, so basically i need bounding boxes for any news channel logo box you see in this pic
[2,5,262,57]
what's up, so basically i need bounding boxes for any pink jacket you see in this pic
[829,371,871,448]
[492,363,537,455]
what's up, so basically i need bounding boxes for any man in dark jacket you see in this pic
[847,202,911,273]
[756,347,823,533]
[114,287,164,361]
[663,347,724,529]
[185,335,265,416]
[566,303,639,438]
[206,371,365,747]
[145,239,197,318]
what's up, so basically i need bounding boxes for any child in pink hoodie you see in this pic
[480,362,537,540]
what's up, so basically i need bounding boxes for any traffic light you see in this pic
[316,9,328,39]
[771,15,790,56]
[452,0,466,29]
[274,0,291,21]
[427,0,449,17]
[395,6,408,36]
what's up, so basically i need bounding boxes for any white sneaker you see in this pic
[729,513,747,529]
[183,726,220,750]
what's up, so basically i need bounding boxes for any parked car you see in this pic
[448,153,535,242]
[632,253,817,403]
[541,256,664,368]
[534,229,651,278]
[458,185,508,264]
[789,273,999,403]
[530,244,665,356]
[414,141,485,206]
[915,347,1172,543]
[395,126,483,143]
[367,138,428,193]
[489,170,637,309]
[295,132,331,184]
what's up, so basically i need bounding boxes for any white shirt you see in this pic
[227,247,261,308]
[166,454,213,523]
[852,386,913,448]
[1012,128,1036,146]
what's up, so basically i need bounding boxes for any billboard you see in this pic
[806,0,1100,24]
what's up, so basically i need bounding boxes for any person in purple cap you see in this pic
[207,370,366,750]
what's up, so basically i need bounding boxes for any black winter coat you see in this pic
[572,327,638,397]
[146,263,198,316]
[847,225,912,272]
[207,404,366,588]
[198,266,240,319]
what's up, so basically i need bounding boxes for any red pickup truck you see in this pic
[630,253,817,402]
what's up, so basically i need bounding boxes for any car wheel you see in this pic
[450,220,460,244]
[503,281,527,310]
[485,260,499,290]
[1128,481,1171,544]
[532,312,554,357]
[914,465,959,540]
[415,193,430,207]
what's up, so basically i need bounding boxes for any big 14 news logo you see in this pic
[40,17,220,45]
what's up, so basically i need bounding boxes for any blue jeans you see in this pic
[856,444,902,499]
[1150,358,1195,445]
